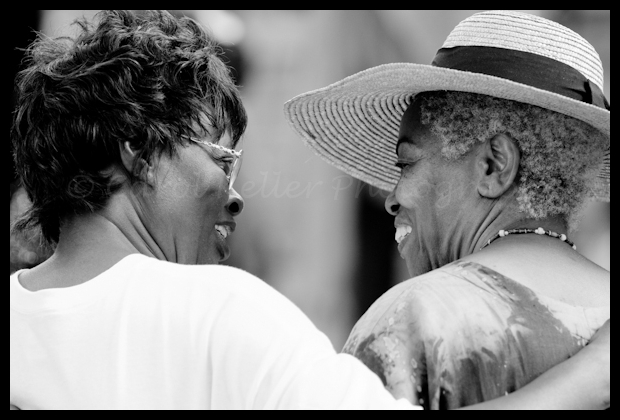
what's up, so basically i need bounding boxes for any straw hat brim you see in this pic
[284,63,610,200]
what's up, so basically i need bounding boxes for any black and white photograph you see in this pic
[10,10,610,410]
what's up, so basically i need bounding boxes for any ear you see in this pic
[119,141,153,182]
[476,133,520,199]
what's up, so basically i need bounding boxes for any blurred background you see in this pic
[10,10,610,350]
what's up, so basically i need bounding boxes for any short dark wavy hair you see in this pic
[12,10,248,244]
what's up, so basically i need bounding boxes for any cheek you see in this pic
[190,170,228,200]
[191,175,230,219]
[395,175,434,210]
[174,159,226,194]
[156,169,229,218]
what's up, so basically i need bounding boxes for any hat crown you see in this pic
[442,10,604,92]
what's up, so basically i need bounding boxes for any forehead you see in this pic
[217,132,235,149]
[191,113,237,150]
[396,97,439,154]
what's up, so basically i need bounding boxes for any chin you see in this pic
[197,258,221,266]
[216,248,230,262]
[208,254,224,265]
[405,259,433,278]
[195,251,222,265]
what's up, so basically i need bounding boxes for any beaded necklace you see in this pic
[480,227,576,251]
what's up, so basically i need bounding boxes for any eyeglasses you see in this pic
[187,137,243,191]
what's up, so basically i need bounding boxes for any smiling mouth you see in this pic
[395,225,412,244]
[215,224,232,239]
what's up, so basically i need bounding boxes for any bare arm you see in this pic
[459,319,610,410]
[8,320,609,410]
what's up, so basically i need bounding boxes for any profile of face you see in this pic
[385,97,478,277]
[135,130,244,265]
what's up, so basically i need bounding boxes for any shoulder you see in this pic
[343,266,458,357]
[348,264,472,334]
[344,261,517,358]
[342,263,522,407]
[125,254,278,298]
[125,254,319,334]
[341,267,462,405]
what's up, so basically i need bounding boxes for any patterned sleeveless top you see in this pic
[342,261,609,409]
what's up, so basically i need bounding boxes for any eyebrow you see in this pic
[190,129,240,151]
[191,123,239,149]
[395,136,413,154]
[187,136,242,156]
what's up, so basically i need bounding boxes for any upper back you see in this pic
[11,253,420,410]
[343,258,609,409]
[460,240,609,307]
[10,255,274,409]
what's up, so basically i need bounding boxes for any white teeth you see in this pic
[395,225,412,244]
[215,225,231,239]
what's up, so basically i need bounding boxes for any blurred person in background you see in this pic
[10,9,610,410]
[285,10,610,410]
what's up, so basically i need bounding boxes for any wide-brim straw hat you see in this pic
[284,10,610,201]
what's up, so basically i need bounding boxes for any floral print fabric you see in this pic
[342,261,609,409]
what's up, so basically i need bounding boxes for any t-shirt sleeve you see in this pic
[207,267,421,410]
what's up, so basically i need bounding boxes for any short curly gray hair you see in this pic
[416,91,608,232]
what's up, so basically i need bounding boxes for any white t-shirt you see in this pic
[10,254,420,410]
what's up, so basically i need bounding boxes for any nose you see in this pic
[384,188,400,216]
[226,187,244,217]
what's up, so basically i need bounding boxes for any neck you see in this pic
[472,215,568,254]
[464,193,568,257]
[55,190,166,264]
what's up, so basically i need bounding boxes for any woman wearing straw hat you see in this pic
[10,10,608,410]
[285,10,610,409]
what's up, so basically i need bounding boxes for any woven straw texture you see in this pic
[284,11,610,200]
[443,10,604,91]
